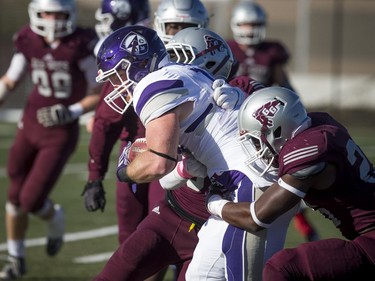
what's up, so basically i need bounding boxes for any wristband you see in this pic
[207,194,230,218]
[68,102,84,119]
[176,160,193,179]
[116,166,134,183]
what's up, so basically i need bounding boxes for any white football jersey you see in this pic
[133,63,276,187]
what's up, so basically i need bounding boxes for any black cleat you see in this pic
[0,255,26,280]
[46,237,64,256]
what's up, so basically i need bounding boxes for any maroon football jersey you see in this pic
[278,112,375,239]
[227,40,289,86]
[14,25,98,125]
[229,75,265,97]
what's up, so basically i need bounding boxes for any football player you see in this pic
[211,87,375,280]
[82,0,160,245]
[228,1,295,91]
[95,25,298,281]
[93,26,252,281]
[153,0,209,44]
[228,0,320,242]
[84,1,211,280]
[0,0,101,279]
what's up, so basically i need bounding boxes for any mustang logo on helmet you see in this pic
[253,99,283,128]
[202,34,225,56]
[120,31,148,55]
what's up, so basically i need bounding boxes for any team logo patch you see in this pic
[120,31,148,55]
[253,99,283,127]
[196,35,225,58]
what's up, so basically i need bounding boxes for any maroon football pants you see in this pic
[263,230,375,281]
[94,200,200,281]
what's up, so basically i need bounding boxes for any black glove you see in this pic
[81,180,106,212]
[37,104,75,127]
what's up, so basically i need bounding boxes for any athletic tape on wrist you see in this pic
[176,160,193,179]
[208,195,230,218]
[68,102,84,119]
[250,202,271,228]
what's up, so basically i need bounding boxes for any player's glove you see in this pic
[116,141,132,182]
[37,104,76,127]
[212,79,245,110]
[206,183,231,218]
[81,180,106,212]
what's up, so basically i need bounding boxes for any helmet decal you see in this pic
[120,31,148,55]
[253,99,283,128]
[196,34,225,57]
[112,0,131,20]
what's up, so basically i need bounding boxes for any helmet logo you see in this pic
[120,31,148,55]
[113,0,131,20]
[253,99,282,127]
[198,35,225,57]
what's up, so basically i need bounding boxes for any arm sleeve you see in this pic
[6,52,28,82]
[87,99,126,181]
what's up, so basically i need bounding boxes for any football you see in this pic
[128,138,148,161]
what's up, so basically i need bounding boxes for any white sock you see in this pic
[7,240,25,258]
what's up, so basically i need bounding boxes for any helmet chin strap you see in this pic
[260,124,278,165]
[149,53,158,72]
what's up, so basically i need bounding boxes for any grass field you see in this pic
[0,119,374,281]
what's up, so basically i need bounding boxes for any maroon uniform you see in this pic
[227,40,289,87]
[7,25,97,212]
[88,82,165,243]
[264,112,375,280]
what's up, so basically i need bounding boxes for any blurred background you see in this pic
[0,0,374,121]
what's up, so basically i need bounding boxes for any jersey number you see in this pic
[31,69,72,99]
[346,139,375,183]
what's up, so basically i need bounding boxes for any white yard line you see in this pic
[0,225,118,252]
[73,252,113,264]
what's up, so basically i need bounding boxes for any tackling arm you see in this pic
[215,163,337,232]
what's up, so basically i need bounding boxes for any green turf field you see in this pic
[0,120,374,280]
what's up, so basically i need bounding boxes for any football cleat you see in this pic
[46,204,65,256]
[0,255,26,280]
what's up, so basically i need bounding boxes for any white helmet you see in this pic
[166,27,234,80]
[231,1,267,45]
[28,0,76,42]
[237,87,311,175]
[154,0,209,43]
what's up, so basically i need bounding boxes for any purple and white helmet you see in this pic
[95,0,150,39]
[96,26,169,114]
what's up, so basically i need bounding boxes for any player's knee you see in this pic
[5,201,24,216]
